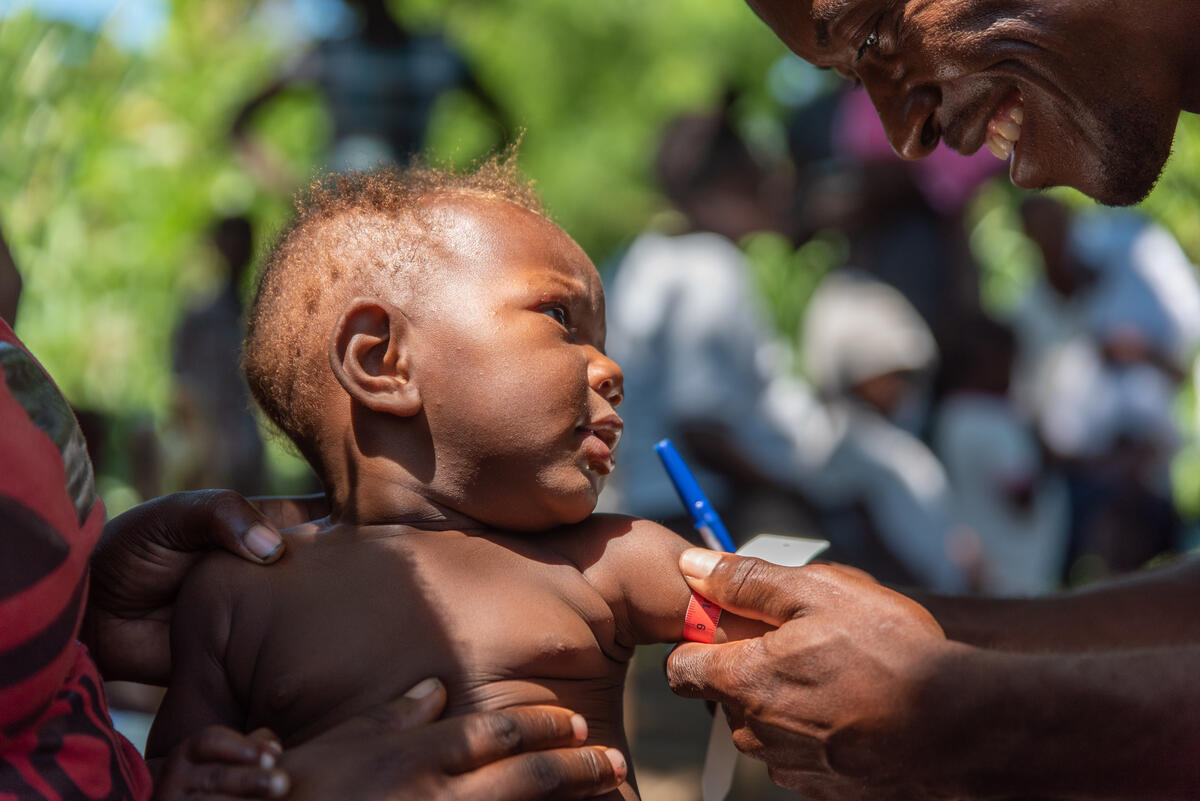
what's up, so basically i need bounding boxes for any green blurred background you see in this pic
[3,0,1200,518]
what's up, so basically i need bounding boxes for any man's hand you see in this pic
[284,678,628,801]
[666,549,963,801]
[84,490,286,684]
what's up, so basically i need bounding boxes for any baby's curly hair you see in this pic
[243,154,544,467]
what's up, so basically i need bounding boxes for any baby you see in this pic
[147,160,763,800]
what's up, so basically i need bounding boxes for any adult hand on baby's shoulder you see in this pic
[666,550,965,801]
[284,678,628,801]
[153,725,288,801]
[85,490,285,684]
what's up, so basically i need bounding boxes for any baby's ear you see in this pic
[329,297,421,417]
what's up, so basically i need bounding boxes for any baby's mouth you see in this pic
[578,416,622,474]
[986,93,1024,160]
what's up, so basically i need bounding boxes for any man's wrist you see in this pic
[893,642,1018,798]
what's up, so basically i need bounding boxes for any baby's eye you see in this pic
[541,305,569,327]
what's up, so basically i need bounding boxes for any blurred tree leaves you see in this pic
[0,4,296,418]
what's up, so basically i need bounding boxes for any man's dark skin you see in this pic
[665,1,1200,799]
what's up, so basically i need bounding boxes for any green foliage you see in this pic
[0,5,293,417]
[744,229,847,357]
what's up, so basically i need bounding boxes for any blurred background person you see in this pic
[790,268,971,593]
[1014,198,1200,579]
[167,215,266,496]
[931,313,1070,596]
[603,101,820,544]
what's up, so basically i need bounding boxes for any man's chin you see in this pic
[1085,109,1175,206]
[1082,163,1164,207]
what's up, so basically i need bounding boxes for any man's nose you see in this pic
[588,348,624,408]
[866,79,941,161]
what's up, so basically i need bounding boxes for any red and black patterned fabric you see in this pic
[0,319,151,801]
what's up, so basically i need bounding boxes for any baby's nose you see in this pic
[589,349,624,408]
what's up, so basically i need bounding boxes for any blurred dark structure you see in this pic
[233,0,508,185]
[169,215,264,495]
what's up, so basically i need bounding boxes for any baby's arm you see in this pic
[577,515,772,646]
[145,551,255,763]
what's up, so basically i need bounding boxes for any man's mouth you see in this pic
[985,92,1024,160]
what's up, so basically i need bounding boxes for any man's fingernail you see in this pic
[604,748,627,781]
[245,524,283,560]
[680,548,721,579]
[570,713,588,741]
[405,677,440,698]
[259,751,275,770]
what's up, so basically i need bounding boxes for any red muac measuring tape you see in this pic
[683,591,723,643]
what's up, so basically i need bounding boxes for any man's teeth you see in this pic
[986,103,1024,161]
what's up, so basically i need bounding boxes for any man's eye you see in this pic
[856,30,878,62]
[542,306,568,327]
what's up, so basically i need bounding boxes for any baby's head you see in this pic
[244,159,624,531]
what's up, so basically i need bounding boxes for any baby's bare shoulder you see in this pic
[551,514,688,566]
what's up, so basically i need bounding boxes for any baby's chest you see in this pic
[239,554,627,743]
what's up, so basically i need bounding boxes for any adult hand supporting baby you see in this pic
[283,678,627,801]
[665,549,965,801]
[84,490,286,684]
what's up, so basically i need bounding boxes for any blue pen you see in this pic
[654,438,737,552]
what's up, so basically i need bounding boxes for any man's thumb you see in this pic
[679,549,807,626]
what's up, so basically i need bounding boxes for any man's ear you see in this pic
[329,297,421,417]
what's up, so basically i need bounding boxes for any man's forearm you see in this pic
[912,557,1200,651]
[925,646,1200,800]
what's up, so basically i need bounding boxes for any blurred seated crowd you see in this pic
[602,85,1200,603]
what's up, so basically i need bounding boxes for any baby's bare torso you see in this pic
[226,524,636,753]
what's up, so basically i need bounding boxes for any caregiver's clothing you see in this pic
[0,319,151,801]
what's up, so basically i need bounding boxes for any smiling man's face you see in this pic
[748,0,1184,205]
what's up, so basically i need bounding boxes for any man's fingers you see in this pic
[452,745,626,801]
[679,549,836,625]
[665,638,761,704]
[436,706,590,775]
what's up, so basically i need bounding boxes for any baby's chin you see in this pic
[497,480,603,533]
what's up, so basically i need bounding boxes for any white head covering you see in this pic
[802,270,938,396]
